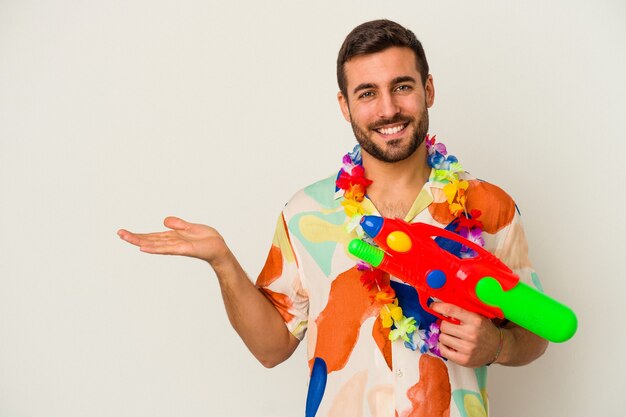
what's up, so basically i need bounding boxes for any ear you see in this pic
[337,91,351,122]
[425,74,435,108]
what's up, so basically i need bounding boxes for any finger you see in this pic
[437,342,468,366]
[438,332,471,354]
[139,239,190,256]
[439,319,466,339]
[431,302,480,325]
[118,229,146,247]
[131,232,179,242]
[118,230,176,246]
[163,216,191,231]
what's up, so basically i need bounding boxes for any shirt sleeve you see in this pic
[493,208,543,292]
[255,212,309,340]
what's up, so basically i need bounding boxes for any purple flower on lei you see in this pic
[427,141,447,156]
[342,154,356,174]
[402,320,443,356]
[425,322,442,357]
[356,260,371,271]
[459,227,485,259]
[341,145,363,175]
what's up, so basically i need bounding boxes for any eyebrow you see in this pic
[352,76,418,95]
[391,76,417,85]
[353,82,376,95]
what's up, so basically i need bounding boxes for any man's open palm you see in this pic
[118,217,228,264]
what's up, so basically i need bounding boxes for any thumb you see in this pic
[163,216,191,231]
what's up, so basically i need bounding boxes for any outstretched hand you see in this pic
[117,217,230,265]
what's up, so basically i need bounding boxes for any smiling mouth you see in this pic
[374,122,409,136]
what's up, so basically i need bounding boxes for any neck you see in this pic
[363,144,430,192]
[361,144,431,217]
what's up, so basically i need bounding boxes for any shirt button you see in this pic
[396,368,403,378]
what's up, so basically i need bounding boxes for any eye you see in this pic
[395,84,412,92]
[359,91,375,99]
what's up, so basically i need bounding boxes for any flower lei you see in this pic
[336,135,486,355]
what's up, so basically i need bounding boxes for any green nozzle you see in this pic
[348,239,384,267]
[476,277,578,343]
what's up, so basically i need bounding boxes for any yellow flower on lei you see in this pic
[443,178,469,203]
[444,178,469,215]
[380,299,404,328]
[341,199,365,217]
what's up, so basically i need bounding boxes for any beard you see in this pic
[350,107,429,163]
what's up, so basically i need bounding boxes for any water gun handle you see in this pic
[416,288,461,325]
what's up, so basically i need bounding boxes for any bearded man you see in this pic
[119,19,548,417]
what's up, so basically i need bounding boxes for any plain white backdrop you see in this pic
[1,1,625,416]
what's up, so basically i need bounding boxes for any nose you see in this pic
[377,92,400,119]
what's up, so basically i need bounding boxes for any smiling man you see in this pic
[338,47,432,165]
[119,19,548,417]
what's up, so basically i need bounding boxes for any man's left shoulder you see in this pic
[461,173,520,233]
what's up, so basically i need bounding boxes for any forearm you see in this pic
[494,322,549,366]
[211,249,299,368]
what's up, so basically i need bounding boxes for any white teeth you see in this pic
[378,124,405,135]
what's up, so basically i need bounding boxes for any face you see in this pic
[338,47,435,163]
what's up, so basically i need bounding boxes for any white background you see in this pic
[1,1,625,416]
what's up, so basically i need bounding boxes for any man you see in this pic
[118,19,547,417]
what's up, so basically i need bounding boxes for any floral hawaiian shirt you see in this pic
[256,167,541,417]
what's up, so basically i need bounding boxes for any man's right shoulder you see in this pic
[282,173,343,218]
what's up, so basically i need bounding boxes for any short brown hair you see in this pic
[337,19,429,96]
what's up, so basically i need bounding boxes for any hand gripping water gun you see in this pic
[348,216,577,343]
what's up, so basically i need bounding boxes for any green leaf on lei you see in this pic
[389,316,417,342]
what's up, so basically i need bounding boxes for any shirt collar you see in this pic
[334,167,446,222]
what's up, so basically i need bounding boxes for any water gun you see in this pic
[348,215,577,343]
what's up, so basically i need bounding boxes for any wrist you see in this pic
[209,249,246,285]
[486,326,504,366]
[209,247,234,270]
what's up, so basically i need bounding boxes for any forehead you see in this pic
[343,47,420,92]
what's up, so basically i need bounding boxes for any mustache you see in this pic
[368,114,413,130]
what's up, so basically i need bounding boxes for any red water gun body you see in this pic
[349,215,578,343]
[352,216,517,323]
